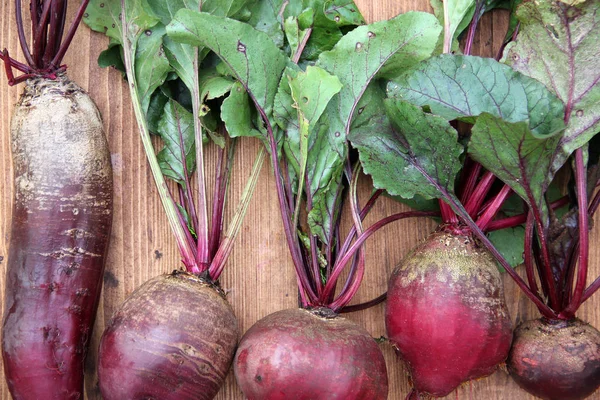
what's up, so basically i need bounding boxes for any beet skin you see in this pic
[385,231,513,397]
[98,271,238,400]
[508,318,600,400]
[2,76,113,400]
[233,308,388,400]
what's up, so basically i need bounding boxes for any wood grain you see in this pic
[1,1,599,399]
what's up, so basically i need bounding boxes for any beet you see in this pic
[234,308,388,400]
[385,230,513,397]
[507,318,600,400]
[2,76,113,400]
[97,271,238,400]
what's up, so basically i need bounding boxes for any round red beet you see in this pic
[234,308,388,400]
[508,318,600,400]
[385,230,513,397]
[98,271,238,400]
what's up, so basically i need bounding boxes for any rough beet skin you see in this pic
[98,271,238,400]
[508,318,600,400]
[385,231,513,397]
[234,308,388,400]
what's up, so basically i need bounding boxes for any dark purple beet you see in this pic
[2,76,113,400]
[385,230,513,397]
[233,307,388,400]
[508,318,600,400]
[97,271,238,400]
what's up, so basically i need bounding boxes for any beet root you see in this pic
[385,231,513,397]
[233,308,388,400]
[2,76,113,400]
[507,318,600,400]
[98,271,239,400]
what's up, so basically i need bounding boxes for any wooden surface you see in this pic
[1,1,599,399]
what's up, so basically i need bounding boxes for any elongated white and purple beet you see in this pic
[2,75,112,400]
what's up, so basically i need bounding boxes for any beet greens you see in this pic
[83,0,269,397]
[166,1,442,312]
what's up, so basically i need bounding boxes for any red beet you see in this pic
[98,271,239,400]
[2,76,113,400]
[507,318,600,400]
[385,230,513,397]
[234,308,388,400]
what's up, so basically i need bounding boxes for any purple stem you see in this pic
[33,0,52,68]
[561,148,589,317]
[50,0,90,68]
[326,211,438,311]
[208,145,227,260]
[15,0,35,66]
[253,95,317,303]
[339,292,387,313]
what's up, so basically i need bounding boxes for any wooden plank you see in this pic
[0,1,599,399]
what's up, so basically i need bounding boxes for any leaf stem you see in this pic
[50,0,90,68]
[191,44,210,266]
[475,184,511,230]
[325,211,437,310]
[254,97,317,303]
[561,148,589,317]
[339,292,387,313]
[15,0,35,66]
[120,0,197,271]
[210,147,266,280]
[464,170,495,217]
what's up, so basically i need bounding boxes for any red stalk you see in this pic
[321,211,438,306]
[561,148,589,317]
[475,184,511,231]
[464,171,495,217]
[208,145,227,260]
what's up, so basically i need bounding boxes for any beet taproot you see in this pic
[97,271,238,400]
[2,75,113,400]
[507,318,600,400]
[234,308,388,400]
[385,230,513,397]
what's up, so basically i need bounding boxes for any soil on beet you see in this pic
[508,318,600,400]
[386,230,513,397]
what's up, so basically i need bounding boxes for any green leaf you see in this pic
[349,99,464,201]
[245,0,288,48]
[469,114,562,222]
[135,24,173,113]
[84,0,124,42]
[308,11,442,202]
[98,38,125,73]
[323,0,366,26]
[156,100,196,186]
[147,89,169,133]
[147,0,251,24]
[167,11,288,126]
[308,172,344,243]
[221,82,263,141]
[487,227,525,268]
[177,204,197,238]
[506,0,600,174]
[288,66,343,229]
[388,54,566,136]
